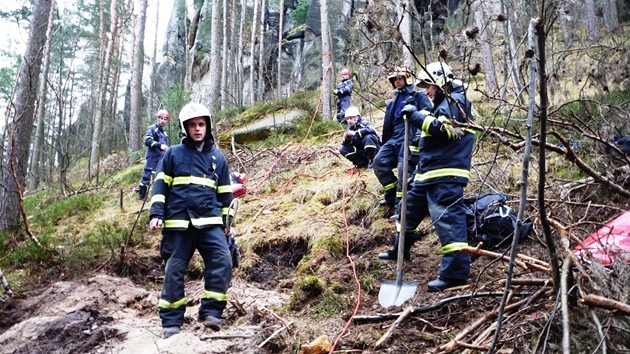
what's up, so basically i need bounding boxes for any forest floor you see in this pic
[1,108,629,353]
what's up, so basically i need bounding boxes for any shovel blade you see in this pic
[378,279,417,308]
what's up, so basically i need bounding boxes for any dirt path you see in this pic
[0,274,289,354]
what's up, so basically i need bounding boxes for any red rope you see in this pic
[329,172,364,352]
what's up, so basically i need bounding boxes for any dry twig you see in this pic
[374,306,413,349]
[462,245,551,273]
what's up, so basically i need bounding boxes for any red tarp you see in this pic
[574,211,630,266]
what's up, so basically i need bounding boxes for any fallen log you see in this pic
[579,294,630,315]
[0,266,12,296]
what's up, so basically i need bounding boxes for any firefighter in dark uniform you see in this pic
[149,102,234,338]
[373,67,432,215]
[378,62,476,292]
[334,68,354,123]
[339,106,381,168]
[138,109,170,200]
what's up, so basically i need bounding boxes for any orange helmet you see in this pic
[341,68,351,77]
[157,109,170,119]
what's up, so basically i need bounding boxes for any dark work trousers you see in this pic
[373,136,403,204]
[402,182,470,281]
[339,134,380,167]
[158,225,232,327]
[140,157,160,186]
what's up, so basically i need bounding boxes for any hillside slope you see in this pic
[1,106,630,353]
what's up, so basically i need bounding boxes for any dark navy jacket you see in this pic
[335,78,354,109]
[342,116,379,146]
[382,85,432,145]
[150,137,233,230]
[408,85,475,186]
[144,123,169,163]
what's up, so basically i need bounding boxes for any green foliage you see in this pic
[160,84,191,138]
[290,0,310,24]
[110,164,144,187]
[6,232,56,265]
[310,290,345,317]
[298,275,323,297]
[25,192,104,228]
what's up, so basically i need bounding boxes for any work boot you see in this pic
[427,277,467,292]
[162,326,180,338]
[200,315,221,331]
[377,247,411,261]
[379,199,394,207]
[138,185,147,200]
[377,233,416,261]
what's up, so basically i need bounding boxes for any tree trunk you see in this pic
[249,0,260,105]
[0,0,52,231]
[399,1,412,68]
[147,0,160,119]
[277,0,284,98]
[130,0,148,152]
[28,0,56,192]
[558,2,572,49]
[584,0,599,41]
[220,0,230,110]
[603,0,619,30]
[90,0,118,182]
[320,0,332,120]
[237,0,246,106]
[256,0,267,102]
[473,0,498,93]
[209,0,221,113]
[227,0,237,107]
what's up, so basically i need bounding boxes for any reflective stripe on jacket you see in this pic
[409,85,475,186]
[150,138,233,230]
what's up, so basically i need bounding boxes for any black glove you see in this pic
[401,104,417,119]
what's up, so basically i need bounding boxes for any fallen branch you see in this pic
[579,294,630,315]
[374,306,413,349]
[353,292,534,322]
[498,278,553,287]
[0,266,13,296]
[201,334,253,341]
[438,286,549,353]
[258,320,294,348]
[462,245,550,273]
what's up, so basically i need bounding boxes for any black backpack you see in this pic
[464,193,533,250]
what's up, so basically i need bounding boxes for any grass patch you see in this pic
[25,192,104,228]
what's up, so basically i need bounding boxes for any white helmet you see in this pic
[344,106,360,118]
[179,102,212,135]
[416,62,454,89]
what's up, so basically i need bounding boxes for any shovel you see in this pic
[378,117,417,308]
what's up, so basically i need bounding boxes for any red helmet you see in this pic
[341,68,351,77]
[156,109,170,119]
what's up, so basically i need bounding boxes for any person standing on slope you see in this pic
[149,102,234,338]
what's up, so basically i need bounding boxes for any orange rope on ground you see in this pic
[301,70,328,143]
[330,173,364,353]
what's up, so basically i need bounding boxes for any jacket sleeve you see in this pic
[357,121,377,138]
[408,103,460,140]
[149,149,173,220]
[144,125,160,149]
[215,152,235,227]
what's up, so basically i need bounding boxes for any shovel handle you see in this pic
[396,118,411,280]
